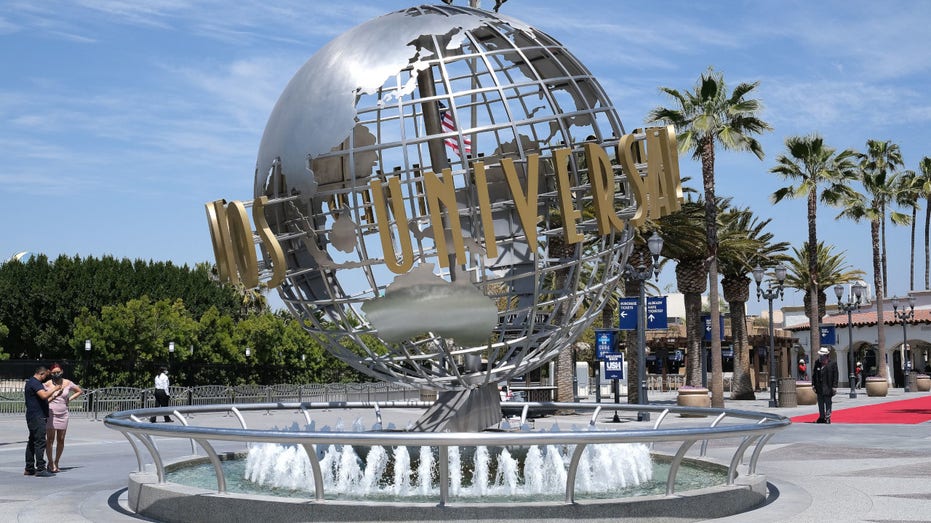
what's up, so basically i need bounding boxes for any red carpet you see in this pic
[791,394,931,424]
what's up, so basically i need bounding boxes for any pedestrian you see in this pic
[797,359,807,380]
[24,365,63,477]
[149,367,172,423]
[812,347,838,424]
[855,362,863,389]
[43,363,83,472]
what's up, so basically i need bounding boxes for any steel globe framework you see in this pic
[248,4,650,392]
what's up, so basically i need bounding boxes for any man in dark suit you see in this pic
[813,347,838,424]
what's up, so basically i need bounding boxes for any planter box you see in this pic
[677,387,711,417]
[795,382,817,405]
[916,375,931,392]
[865,377,889,397]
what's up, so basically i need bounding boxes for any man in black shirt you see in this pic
[24,366,63,476]
[812,347,839,424]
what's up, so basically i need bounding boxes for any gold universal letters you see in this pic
[207,126,683,285]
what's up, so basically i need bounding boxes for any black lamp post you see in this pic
[168,341,175,374]
[835,282,864,398]
[84,339,91,386]
[753,264,787,408]
[624,232,664,422]
[892,295,915,392]
[245,347,252,384]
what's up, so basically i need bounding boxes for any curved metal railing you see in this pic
[104,401,789,505]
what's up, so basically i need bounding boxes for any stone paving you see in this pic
[1,388,930,522]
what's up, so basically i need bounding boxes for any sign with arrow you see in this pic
[701,314,725,341]
[618,297,638,331]
[646,296,668,330]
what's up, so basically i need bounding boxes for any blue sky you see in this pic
[3,0,931,314]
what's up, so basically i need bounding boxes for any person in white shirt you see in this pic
[149,367,172,423]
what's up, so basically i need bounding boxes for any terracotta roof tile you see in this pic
[788,308,931,330]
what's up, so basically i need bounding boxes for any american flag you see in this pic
[439,104,471,157]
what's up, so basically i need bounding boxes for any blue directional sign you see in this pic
[604,353,624,380]
[820,324,837,345]
[618,297,638,331]
[701,314,726,341]
[594,329,617,360]
[646,296,668,330]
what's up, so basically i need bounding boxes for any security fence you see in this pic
[0,382,422,419]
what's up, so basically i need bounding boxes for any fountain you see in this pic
[106,4,789,521]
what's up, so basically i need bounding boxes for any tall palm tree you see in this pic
[719,206,789,400]
[769,134,857,365]
[918,157,931,289]
[894,170,920,290]
[648,68,772,408]
[656,201,707,388]
[837,142,907,382]
[783,241,866,322]
[859,140,905,296]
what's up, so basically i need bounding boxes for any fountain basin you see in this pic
[107,401,787,522]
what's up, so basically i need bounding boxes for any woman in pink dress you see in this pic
[44,363,83,473]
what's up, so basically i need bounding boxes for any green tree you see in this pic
[719,206,789,399]
[648,67,772,407]
[918,157,931,289]
[70,296,199,388]
[656,201,707,388]
[859,140,906,297]
[783,242,866,323]
[837,140,908,381]
[769,133,858,365]
[894,170,921,290]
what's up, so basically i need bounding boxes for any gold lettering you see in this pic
[251,196,286,289]
[370,177,414,273]
[205,199,239,285]
[424,169,467,268]
[502,155,540,247]
[644,126,683,217]
[584,143,626,235]
[552,148,583,244]
[471,162,499,259]
[226,200,259,288]
[618,133,648,227]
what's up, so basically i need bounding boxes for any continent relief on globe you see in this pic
[361,263,498,347]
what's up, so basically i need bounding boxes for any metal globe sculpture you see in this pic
[252,4,645,396]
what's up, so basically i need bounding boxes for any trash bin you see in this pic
[778,377,797,408]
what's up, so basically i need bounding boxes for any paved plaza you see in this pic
[1,388,930,522]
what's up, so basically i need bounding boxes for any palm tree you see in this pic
[648,68,772,408]
[719,206,789,400]
[894,170,920,290]
[918,157,931,289]
[783,242,866,322]
[837,141,908,382]
[859,140,905,296]
[769,134,857,365]
[656,201,707,388]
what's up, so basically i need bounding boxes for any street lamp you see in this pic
[624,231,664,422]
[892,295,916,392]
[753,263,787,408]
[84,339,91,386]
[835,282,865,398]
[168,341,175,373]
